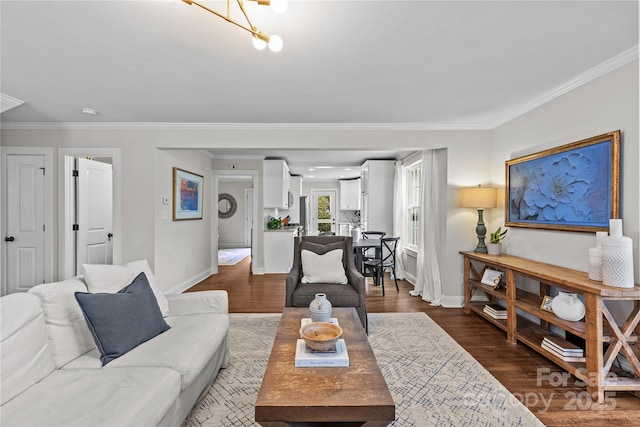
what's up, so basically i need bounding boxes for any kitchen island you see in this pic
[263,229,297,273]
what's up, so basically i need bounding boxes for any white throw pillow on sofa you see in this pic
[82,260,169,317]
[301,249,348,284]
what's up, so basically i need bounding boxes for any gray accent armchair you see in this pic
[285,235,367,331]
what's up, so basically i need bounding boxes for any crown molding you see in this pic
[0,121,491,131]
[488,45,639,128]
[0,93,25,113]
[2,45,637,132]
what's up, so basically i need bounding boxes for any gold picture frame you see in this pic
[540,295,554,312]
[505,130,620,233]
[173,167,204,221]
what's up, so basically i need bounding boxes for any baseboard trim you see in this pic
[166,268,213,294]
[441,295,464,308]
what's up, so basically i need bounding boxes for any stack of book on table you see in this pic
[295,318,349,367]
[541,336,585,362]
[483,303,507,319]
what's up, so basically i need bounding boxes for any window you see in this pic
[406,162,421,250]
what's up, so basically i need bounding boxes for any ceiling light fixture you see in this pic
[182,0,286,52]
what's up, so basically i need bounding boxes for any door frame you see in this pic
[244,188,253,247]
[58,148,122,279]
[1,147,54,295]
[211,170,260,275]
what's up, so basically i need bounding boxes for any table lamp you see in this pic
[460,185,497,253]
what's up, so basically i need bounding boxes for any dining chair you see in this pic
[363,237,400,296]
[360,231,386,281]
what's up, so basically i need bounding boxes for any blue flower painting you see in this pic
[507,136,618,231]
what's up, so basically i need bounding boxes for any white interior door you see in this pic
[5,154,45,293]
[77,158,113,271]
[311,190,336,235]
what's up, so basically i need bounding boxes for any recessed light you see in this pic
[308,168,316,171]
[81,108,97,115]
[316,166,333,169]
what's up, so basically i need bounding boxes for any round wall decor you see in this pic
[218,193,237,219]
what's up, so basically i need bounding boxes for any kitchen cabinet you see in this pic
[461,251,640,403]
[360,160,394,235]
[263,160,291,209]
[339,178,361,210]
[288,176,302,223]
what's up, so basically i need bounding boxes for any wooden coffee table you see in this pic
[255,307,395,426]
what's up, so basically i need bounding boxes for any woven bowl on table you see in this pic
[299,322,343,352]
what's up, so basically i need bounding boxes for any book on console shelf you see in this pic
[541,336,585,362]
[483,304,507,319]
[542,336,584,355]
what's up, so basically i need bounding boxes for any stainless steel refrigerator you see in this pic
[299,196,309,235]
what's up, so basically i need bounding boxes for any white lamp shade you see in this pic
[460,187,497,209]
[268,35,283,52]
[270,0,288,14]
[252,36,267,50]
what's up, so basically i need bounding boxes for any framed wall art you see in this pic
[505,130,620,232]
[481,268,503,287]
[173,167,204,220]
[540,295,554,312]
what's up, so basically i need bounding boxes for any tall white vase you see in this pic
[602,219,634,288]
[588,231,608,281]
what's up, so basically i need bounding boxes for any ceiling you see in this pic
[1,0,638,179]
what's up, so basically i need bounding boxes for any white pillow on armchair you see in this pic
[301,249,348,284]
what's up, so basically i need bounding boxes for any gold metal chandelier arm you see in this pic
[181,0,270,42]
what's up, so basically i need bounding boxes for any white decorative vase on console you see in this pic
[309,293,332,323]
[602,219,634,288]
[551,291,586,321]
[588,231,608,281]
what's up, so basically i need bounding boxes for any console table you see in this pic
[461,251,640,403]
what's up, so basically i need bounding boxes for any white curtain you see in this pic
[410,149,446,306]
[392,161,407,280]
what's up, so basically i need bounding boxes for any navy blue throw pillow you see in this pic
[75,272,170,366]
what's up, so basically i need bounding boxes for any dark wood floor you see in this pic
[188,257,640,426]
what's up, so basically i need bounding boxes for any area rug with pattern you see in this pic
[183,312,544,427]
[218,248,251,266]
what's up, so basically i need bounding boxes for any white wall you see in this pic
[490,60,639,284]
[218,181,251,247]
[490,60,639,322]
[154,149,212,293]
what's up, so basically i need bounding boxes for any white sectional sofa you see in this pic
[0,275,229,427]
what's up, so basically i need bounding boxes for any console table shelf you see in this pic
[461,251,640,402]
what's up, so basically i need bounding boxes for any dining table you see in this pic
[352,238,381,276]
